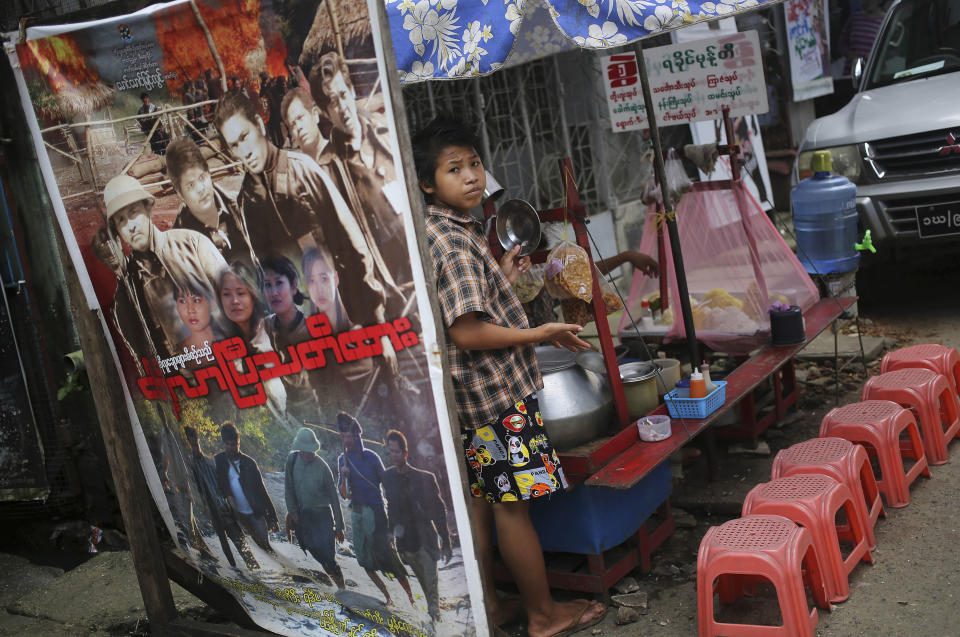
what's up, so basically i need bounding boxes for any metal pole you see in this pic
[633,42,700,368]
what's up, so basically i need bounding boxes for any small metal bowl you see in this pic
[496,199,541,256]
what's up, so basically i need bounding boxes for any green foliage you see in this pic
[175,398,293,472]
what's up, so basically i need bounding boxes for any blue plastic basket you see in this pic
[664,381,727,419]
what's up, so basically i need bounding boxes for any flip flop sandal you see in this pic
[547,599,607,637]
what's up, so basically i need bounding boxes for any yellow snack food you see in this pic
[703,288,743,310]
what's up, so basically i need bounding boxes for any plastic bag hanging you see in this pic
[641,148,693,206]
[543,217,593,302]
[559,265,624,327]
[512,264,545,303]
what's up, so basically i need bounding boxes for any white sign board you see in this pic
[672,20,775,211]
[602,30,768,133]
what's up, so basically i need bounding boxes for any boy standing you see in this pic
[413,118,606,637]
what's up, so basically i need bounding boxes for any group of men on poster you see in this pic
[90,52,450,623]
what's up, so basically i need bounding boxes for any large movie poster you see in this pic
[8,1,484,635]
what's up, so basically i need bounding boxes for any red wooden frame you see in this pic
[483,158,631,429]
[581,297,855,489]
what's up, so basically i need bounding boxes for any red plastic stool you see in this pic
[772,438,883,550]
[820,401,932,508]
[742,474,873,603]
[881,343,960,397]
[862,368,960,465]
[697,514,829,637]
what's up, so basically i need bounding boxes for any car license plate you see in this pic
[916,204,960,239]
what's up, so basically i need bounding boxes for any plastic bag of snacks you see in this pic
[544,240,592,302]
[559,270,623,327]
[512,264,545,303]
[596,265,623,314]
[560,298,592,326]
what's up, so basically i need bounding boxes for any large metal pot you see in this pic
[535,346,614,451]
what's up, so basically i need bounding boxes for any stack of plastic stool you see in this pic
[881,343,960,395]
[697,514,829,637]
[862,368,960,465]
[742,474,873,603]
[772,438,883,549]
[820,401,931,508]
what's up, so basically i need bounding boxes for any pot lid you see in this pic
[535,346,576,372]
[574,350,608,376]
[619,361,658,383]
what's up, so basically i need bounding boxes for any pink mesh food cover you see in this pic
[619,181,819,354]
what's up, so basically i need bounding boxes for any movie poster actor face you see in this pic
[220,110,270,176]
[112,199,154,252]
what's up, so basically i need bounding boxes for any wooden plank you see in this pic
[162,550,265,633]
[371,2,497,634]
[585,297,855,489]
[55,225,178,628]
[164,618,269,637]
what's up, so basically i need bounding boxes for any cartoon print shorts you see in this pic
[461,393,568,503]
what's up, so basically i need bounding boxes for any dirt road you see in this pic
[3,258,959,636]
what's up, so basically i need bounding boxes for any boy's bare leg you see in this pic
[396,573,417,606]
[491,500,604,637]
[471,497,522,626]
[364,568,393,605]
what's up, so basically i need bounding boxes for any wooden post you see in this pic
[62,126,91,184]
[371,2,491,635]
[326,0,345,60]
[190,0,228,94]
[54,228,177,633]
[83,115,100,191]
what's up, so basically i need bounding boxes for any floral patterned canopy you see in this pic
[387,0,776,83]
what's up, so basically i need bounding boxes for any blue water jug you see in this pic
[791,150,859,274]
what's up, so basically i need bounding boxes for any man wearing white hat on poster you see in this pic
[102,174,228,359]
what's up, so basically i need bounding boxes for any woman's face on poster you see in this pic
[176,292,212,333]
[263,268,296,315]
[306,257,338,317]
[177,166,215,214]
[221,113,269,175]
[220,272,254,326]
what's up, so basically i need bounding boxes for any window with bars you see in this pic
[402,50,660,218]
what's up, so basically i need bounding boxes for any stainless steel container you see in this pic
[535,346,614,451]
[619,361,660,420]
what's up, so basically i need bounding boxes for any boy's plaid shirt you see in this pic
[424,204,542,429]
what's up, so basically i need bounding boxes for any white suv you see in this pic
[795,0,960,245]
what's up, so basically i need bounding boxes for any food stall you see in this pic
[3,1,857,634]
[389,0,854,595]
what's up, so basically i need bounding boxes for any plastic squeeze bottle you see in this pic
[701,363,717,394]
[640,301,655,329]
[689,369,706,399]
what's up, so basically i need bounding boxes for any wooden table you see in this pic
[583,297,856,489]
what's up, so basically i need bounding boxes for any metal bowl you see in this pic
[496,199,541,256]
